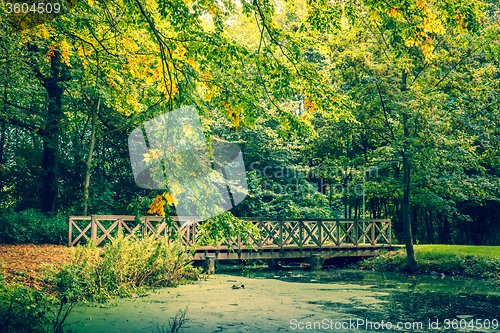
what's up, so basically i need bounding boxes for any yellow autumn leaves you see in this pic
[302,95,316,121]
[148,193,178,217]
[143,149,162,163]
[221,100,240,128]
[369,0,447,61]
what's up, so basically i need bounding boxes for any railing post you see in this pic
[388,219,392,245]
[117,218,122,235]
[337,220,340,246]
[354,219,358,247]
[192,217,196,245]
[371,220,376,245]
[91,216,97,243]
[141,216,146,239]
[299,220,303,251]
[318,220,322,249]
[279,218,283,250]
[68,218,72,247]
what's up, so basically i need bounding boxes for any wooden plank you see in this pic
[279,219,283,250]
[389,220,392,245]
[96,220,119,245]
[321,221,337,246]
[336,220,340,246]
[318,220,323,248]
[301,221,320,246]
[123,223,142,242]
[371,220,376,245]
[299,220,303,250]
[69,219,92,246]
[353,219,359,246]
[282,221,300,246]
[91,216,97,242]
[68,217,73,247]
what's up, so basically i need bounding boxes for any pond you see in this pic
[65,267,500,332]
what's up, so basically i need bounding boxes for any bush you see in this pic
[0,210,68,245]
[48,233,200,302]
[0,278,73,333]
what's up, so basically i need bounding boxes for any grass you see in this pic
[414,245,500,258]
[355,245,500,278]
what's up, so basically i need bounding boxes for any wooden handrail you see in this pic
[69,216,392,249]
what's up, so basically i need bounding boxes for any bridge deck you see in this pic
[194,244,394,261]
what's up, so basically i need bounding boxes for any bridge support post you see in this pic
[204,255,217,274]
[266,259,281,269]
[309,254,324,270]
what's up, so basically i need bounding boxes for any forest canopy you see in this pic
[1,0,500,264]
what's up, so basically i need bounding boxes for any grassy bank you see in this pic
[354,245,500,278]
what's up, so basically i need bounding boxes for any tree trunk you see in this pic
[344,166,348,219]
[440,214,450,244]
[40,51,67,214]
[401,70,418,271]
[83,99,99,216]
[1,83,7,205]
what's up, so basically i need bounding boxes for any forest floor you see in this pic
[0,244,72,288]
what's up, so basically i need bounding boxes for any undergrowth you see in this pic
[45,233,200,303]
[0,210,68,245]
[0,277,75,333]
[1,233,200,332]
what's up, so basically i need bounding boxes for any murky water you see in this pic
[65,267,500,333]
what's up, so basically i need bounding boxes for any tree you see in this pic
[322,0,490,270]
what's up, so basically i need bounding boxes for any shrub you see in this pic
[0,278,73,333]
[48,233,200,302]
[0,210,68,245]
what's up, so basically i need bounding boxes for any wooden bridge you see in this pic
[69,216,393,269]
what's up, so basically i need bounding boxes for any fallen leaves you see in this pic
[0,244,72,288]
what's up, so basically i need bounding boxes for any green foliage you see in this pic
[195,211,261,250]
[0,278,73,333]
[0,210,68,245]
[241,171,335,219]
[0,0,499,248]
[47,233,200,303]
[0,279,49,332]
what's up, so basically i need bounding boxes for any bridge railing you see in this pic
[68,215,200,247]
[241,218,391,249]
[69,216,391,248]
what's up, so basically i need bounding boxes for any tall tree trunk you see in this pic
[440,213,451,244]
[83,99,99,216]
[40,51,67,214]
[344,166,348,219]
[401,70,418,271]
[1,83,7,205]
